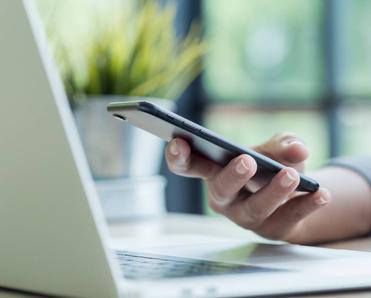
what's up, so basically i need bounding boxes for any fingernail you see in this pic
[235,159,249,175]
[170,140,180,156]
[284,139,305,147]
[315,196,328,206]
[280,171,295,188]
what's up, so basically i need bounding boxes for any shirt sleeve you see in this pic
[325,155,371,185]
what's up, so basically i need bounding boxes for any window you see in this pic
[203,0,325,104]
[336,0,371,98]
[202,0,328,171]
[202,0,371,170]
[334,0,371,156]
[205,107,328,169]
[196,0,371,213]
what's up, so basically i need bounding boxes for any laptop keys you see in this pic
[116,250,279,280]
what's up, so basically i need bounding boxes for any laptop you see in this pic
[1,1,371,297]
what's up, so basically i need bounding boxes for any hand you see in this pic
[165,133,331,243]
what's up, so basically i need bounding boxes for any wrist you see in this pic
[300,167,371,243]
[281,221,309,244]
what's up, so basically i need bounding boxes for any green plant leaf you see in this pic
[42,0,206,105]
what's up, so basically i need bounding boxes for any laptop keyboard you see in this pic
[116,250,278,280]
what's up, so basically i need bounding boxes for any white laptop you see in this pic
[1,1,371,297]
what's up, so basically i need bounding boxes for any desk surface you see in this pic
[2,213,371,298]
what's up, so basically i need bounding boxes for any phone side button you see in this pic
[181,121,199,134]
[164,114,175,122]
[164,114,182,125]
[199,129,216,142]
[199,128,219,139]
[198,129,206,135]
[165,114,174,121]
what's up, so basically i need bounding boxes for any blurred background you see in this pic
[35,0,371,218]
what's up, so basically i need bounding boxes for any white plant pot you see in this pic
[73,96,175,220]
[73,96,175,179]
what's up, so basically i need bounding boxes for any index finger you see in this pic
[253,133,308,171]
[165,138,221,180]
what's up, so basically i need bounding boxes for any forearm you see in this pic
[293,166,371,244]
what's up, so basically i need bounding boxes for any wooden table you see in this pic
[1,213,371,298]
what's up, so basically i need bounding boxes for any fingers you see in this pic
[207,154,257,207]
[211,167,300,229]
[255,188,331,241]
[165,138,220,179]
[235,167,300,228]
[167,138,259,208]
[253,133,308,171]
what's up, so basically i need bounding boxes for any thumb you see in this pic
[252,133,308,172]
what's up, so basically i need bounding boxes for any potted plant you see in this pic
[39,0,205,219]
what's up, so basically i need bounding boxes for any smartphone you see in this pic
[107,100,319,192]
